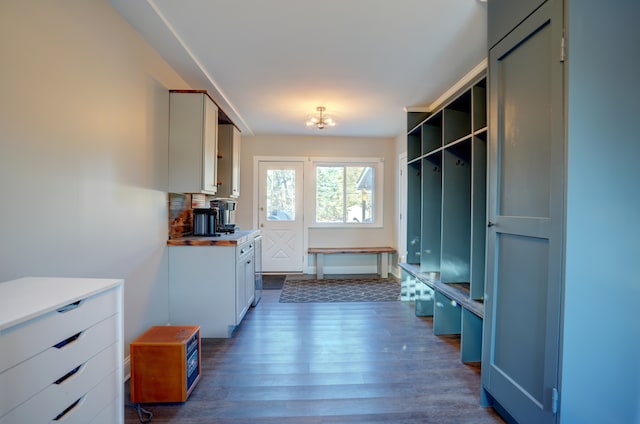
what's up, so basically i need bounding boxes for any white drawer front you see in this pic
[0,314,118,418]
[52,370,119,424]
[89,397,120,424]
[0,343,118,424]
[0,287,118,373]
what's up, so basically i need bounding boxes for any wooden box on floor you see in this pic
[130,325,200,403]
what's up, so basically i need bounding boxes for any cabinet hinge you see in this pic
[560,36,566,62]
[551,387,559,414]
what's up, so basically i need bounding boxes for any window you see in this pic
[313,159,383,226]
[266,168,296,221]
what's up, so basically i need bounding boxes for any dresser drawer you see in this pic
[51,369,119,424]
[0,314,119,418]
[90,397,119,424]
[0,342,118,423]
[0,287,118,373]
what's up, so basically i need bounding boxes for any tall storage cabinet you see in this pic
[402,74,487,364]
[169,90,219,195]
[0,277,124,423]
[482,1,640,423]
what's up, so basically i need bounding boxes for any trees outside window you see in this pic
[315,163,377,225]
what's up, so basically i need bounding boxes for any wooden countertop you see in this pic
[167,229,260,246]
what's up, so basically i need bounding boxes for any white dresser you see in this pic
[0,277,124,424]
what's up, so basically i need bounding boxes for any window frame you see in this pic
[309,157,384,228]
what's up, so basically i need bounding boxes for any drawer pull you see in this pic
[53,364,82,384]
[56,300,82,313]
[53,396,83,421]
[53,332,82,349]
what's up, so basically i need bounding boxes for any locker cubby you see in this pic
[422,111,443,155]
[461,309,483,363]
[472,81,487,132]
[470,133,487,300]
[434,291,462,335]
[441,140,472,284]
[421,153,442,272]
[406,160,422,265]
[443,90,471,145]
[414,279,435,317]
[408,126,422,162]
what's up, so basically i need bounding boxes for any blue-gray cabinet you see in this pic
[482,1,640,423]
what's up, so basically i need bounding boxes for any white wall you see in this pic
[237,135,398,274]
[0,0,188,354]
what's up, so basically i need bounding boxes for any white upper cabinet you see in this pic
[169,91,218,194]
[216,124,241,198]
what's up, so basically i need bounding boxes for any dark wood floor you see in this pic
[125,281,505,423]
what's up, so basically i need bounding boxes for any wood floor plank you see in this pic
[125,285,505,423]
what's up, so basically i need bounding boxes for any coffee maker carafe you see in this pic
[192,208,210,236]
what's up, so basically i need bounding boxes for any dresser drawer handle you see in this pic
[56,300,83,313]
[53,332,82,349]
[53,396,83,421]
[53,364,82,385]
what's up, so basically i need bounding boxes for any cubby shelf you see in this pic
[404,74,487,364]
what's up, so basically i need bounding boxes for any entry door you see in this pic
[258,161,304,273]
[482,1,564,424]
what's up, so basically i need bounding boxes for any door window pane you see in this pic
[266,169,295,221]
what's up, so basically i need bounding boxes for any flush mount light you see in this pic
[305,106,336,130]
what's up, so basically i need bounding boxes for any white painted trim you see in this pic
[428,58,488,112]
[146,0,253,135]
[403,106,430,113]
[253,156,308,273]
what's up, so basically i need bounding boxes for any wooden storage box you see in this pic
[130,325,201,403]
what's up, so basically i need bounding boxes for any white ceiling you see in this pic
[109,0,487,138]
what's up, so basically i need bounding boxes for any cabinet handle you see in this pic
[53,397,83,421]
[487,221,496,228]
[56,300,82,313]
[53,364,82,385]
[53,332,82,349]
[247,260,252,264]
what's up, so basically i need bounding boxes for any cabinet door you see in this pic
[244,253,255,307]
[488,0,547,48]
[482,1,564,423]
[230,127,240,197]
[202,96,218,194]
[235,257,246,325]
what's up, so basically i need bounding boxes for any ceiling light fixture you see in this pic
[305,106,335,130]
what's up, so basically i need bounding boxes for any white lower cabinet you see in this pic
[169,236,257,338]
[0,277,124,424]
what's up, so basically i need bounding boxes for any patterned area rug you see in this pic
[279,278,401,303]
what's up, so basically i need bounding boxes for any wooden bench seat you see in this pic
[308,247,396,279]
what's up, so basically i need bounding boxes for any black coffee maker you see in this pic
[192,208,220,236]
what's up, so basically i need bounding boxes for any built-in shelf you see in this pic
[404,74,487,364]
